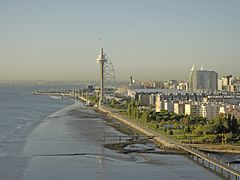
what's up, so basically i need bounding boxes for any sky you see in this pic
[0,0,240,82]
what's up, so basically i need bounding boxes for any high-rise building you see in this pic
[220,75,233,92]
[149,94,156,106]
[218,79,223,91]
[129,75,133,86]
[189,66,218,93]
[164,100,174,112]
[200,102,221,120]
[174,102,185,114]
[185,102,200,116]
[155,94,164,112]
[138,93,150,106]
[234,77,240,92]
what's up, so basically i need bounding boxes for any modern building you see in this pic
[189,66,218,93]
[218,79,223,91]
[219,75,233,92]
[177,81,189,91]
[234,77,240,92]
[185,102,200,116]
[164,100,174,112]
[155,94,164,112]
[129,75,133,86]
[200,102,221,120]
[174,101,185,115]
[149,94,156,106]
[138,94,150,106]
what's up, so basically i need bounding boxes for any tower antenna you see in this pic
[99,36,103,49]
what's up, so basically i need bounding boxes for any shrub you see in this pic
[167,129,174,135]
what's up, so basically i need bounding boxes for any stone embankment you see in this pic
[98,106,179,150]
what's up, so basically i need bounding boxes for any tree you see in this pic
[203,124,216,134]
[111,98,117,107]
[225,133,233,143]
[159,120,165,128]
[184,126,191,133]
[127,104,131,116]
[237,118,240,132]
[167,129,174,135]
[173,121,180,129]
[141,110,150,124]
[182,117,190,127]
[150,111,157,121]
[211,115,226,134]
[228,115,238,134]
[136,108,140,119]
[156,116,161,122]
[193,125,204,136]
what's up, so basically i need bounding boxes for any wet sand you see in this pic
[23,102,221,180]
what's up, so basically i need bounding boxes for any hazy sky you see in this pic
[0,0,240,81]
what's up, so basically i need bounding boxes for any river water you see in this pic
[0,84,221,180]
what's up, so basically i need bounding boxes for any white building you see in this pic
[218,79,223,91]
[164,100,174,112]
[185,102,200,116]
[200,102,221,120]
[221,75,234,92]
[174,102,185,115]
[149,94,156,106]
[155,94,164,112]
[219,106,226,114]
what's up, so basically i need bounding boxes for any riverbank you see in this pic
[95,106,240,155]
[102,115,184,155]
[23,101,220,180]
[34,91,240,155]
[96,106,181,150]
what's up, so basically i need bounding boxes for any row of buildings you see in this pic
[126,87,240,120]
[129,66,240,93]
[155,95,231,120]
[218,75,240,92]
[157,97,240,120]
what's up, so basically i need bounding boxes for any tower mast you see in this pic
[96,48,107,106]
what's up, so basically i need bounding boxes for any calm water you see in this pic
[0,84,221,180]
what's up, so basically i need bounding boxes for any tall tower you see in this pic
[189,65,195,92]
[129,75,133,86]
[96,48,107,106]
